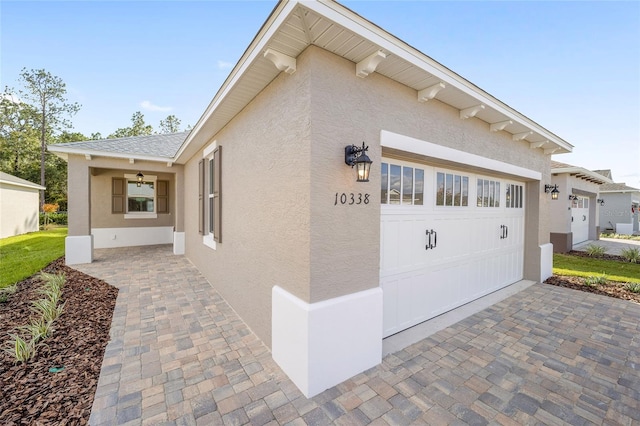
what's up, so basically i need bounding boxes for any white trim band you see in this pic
[381,130,542,181]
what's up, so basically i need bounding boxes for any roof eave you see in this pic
[551,167,613,184]
[175,0,574,163]
[48,145,174,164]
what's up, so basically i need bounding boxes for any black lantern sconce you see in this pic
[136,171,144,187]
[597,199,605,206]
[544,184,559,200]
[568,195,578,201]
[345,142,372,182]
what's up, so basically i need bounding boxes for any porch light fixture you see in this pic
[544,184,559,200]
[136,171,144,187]
[345,142,372,182]
[568,195,578,201]
[597,199,605,206]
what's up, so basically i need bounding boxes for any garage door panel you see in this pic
[381,160,525,338]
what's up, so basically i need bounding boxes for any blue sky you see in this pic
[2,1,639,187]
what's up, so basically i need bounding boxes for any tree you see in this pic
[159,114,181,133]
[108,111,153,138]
[0,88,40,178]
[90,132,103,140]
[18,68,80,209]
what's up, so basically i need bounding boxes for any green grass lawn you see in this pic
[0,228,67,289]
[553,253,640,283]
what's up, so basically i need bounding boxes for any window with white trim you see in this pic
[123,174,157,218]
[381,162,424,205]
[200,142,221,248]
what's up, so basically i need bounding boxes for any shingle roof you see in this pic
[550,160,612,184]
[48,132,189,159]
[0,171,46,190]
[593,169,613,180]
[600,182,640,192]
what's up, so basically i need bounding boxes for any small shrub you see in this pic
[620,247,640,263]
[20,318,53,343]
[3,334,37,363]
[584,244,607,257]
[0,284,18,303]
[39,211,68,226]
[584,274,608,287]
[38,272,65,304]
[31,298,64,323]
[624,282,640,293]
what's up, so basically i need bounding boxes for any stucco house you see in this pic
[548,161,612,252]
[49,0,576,397]
[0,171,45,239]
[595,169,640,235]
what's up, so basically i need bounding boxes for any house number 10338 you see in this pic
[334,192,370,205]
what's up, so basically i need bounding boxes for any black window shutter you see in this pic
[112,177,125,214]
[198,159,204,234]
[213,146,222,243]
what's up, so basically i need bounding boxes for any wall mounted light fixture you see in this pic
[544,184,559,200]
[597,199,605,206]
[345,142,372,182]
[568,195,578,201]
[136,171,144,187]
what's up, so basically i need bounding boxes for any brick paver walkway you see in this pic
[75,245,640,425]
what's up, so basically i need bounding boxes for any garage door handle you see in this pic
[500,225,509,239]
[583,215,586,222]
[425,229,437,250]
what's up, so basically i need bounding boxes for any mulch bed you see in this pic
[0,258,118,425]
[544,251,640,304]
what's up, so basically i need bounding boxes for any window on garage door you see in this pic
[436,171,469,207]
[381,162,424,205]
[506,184,524,208]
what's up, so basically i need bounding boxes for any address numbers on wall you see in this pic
[334,192,370,206]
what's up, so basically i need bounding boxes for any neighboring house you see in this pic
[596,170,640,235]
[49,0,576,397]
[548,161,612,252]
[0,171,45,239]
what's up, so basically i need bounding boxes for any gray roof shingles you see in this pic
[49,131,189,159]
[0,171,45,189]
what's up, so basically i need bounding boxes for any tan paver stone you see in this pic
[80,246,640,426]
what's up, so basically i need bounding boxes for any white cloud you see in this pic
[217,60,233,70]
[140,100,172,112]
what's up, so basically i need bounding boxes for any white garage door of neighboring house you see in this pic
[381,159,525,338]
[571,196,589,245]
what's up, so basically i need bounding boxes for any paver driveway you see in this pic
[75,245,640,425]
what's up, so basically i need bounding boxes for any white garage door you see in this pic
[571,196,589,245]
[381,159,525,337]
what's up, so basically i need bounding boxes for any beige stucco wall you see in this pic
[306,46,551,293]
[0,183,40,238]
[550,173,601,240]
[91,169,175,228]
[183,46,313,346]
[66,155,184,235]
[183,45,552,347]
